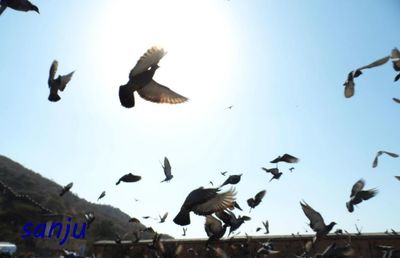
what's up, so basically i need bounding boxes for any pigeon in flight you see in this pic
[372,151,399,168]
[393,98,400,104]
[160,157,173,182]
[270,153,299,164]
[289,167,295,173]
[247,190,266,211]
[343,55,390,98]
[159,212,168,223]
[220,174,242,187]
[231,201,243,211]
[173,187,236,226]
[346,179,378,213]
[84,211,95,229]
[220,171,228,176]
[204,215,227,246]
[0,0,39,15]
[47,60,75,102]
[97,191,106,201]
[119,46,188,108]
[227,105,233,109]
[262,220,269,234]
[256,241,280,257]
[215,210,250,236]
[261,167,282,182]
[116,173,141,185]
[182,227,187,236]
[300,201,336,242]
[59,182,73,197]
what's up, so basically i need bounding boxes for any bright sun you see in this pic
[92,0,236,122]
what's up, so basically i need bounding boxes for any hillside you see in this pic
[0,155,160,255]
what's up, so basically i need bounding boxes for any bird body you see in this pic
[261,167,282,182]
[247,190,266,210]
[116,173,141,185]
[47,60,74,102]
[300,201,336,241]
[220,174,242,187]
[173,187,236,226]
[346,179,377,213]
[204,215,227,246]
[270,153,299,164]
[159,212,168,223]
[97,191,106,201]
[161,157,173,182]
[59,182,73,197]
[372,150,399,168]
[0,0,39,15]
[119,46,188,108]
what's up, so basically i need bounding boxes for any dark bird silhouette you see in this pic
[142,216,150,219]
[391,48,400,82]
[220,171,228,176]
[47,60,74,102]
[116,173,141,185]
[270,153,299,164]
[395,176,400,181]
[247,190,266,211]
[59,182,73,197]
[204,215,227,246]
[372,151,399,168]
[119,46,188,108]
[232,201,243,211]
[160,157,173,182]
[220,174,242,187]
[289,167,295,173]
[393,98,400,104]
[159,212,168,223]
[343,55,390,98]
[173,187,236,226]
[0,0,39,15]
[182,227,187,236]
[97,191,106,201]
[261,167,282,182]
[355,224,362,235]
[263,220,269,234]
[227,105,233,109]
[209,181,214,186]
[215,210,250,236]
[300,201,336,242]
[256,227,262,232]
[346,179,378,213]
[256,241,280,257]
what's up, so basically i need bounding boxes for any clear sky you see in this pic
[0,0,399,239]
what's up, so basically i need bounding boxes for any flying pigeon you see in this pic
[119,46,188,108]
[261,167,282,182]
[97,191,106,201]
[263,220,269,234]
[289,167,295,173]
[160,157,173,182]
[0,0,39,15]
[256,241,280,257]
[47,60,74,102]
[231,201,243,211]
[247,190,266,211]
[159,212,168,223]
[182,227,187,236]
[116,173,141,185]
[346,179,378,213]
[215,210,250,236]
[393,98,400,104]
[220,171,228,176]
[84,212,95,229]
[59,182,73,197]
[270,153,299,164]
[343,55,390,98]
[300,201,336,242]
[220,174,242,187]
[372,151,399,168]
[204,215,227,246]
[173,187,236,226]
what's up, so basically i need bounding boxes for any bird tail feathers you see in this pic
[173,209,190,226]
[48,93,61,102]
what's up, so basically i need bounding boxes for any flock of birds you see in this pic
[2,1,400,257]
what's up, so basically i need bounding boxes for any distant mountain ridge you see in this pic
[0,155,160,255]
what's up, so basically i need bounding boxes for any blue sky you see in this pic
[0,0,399,239]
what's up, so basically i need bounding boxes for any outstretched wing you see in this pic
[49,60,58,83]
[59,71,75,91]
[130,46,167,78]
[193,188,236,215]
[0,5,7,16]
[350,179,365,197]
[357,56,390,71]
[382,151,399,158]
[359,188,378,201]
[137,80,188,104]
[255,190,266,202]
[300,201,325,232]
[164,157,172,176]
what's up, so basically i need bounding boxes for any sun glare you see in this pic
[92,0,236,122]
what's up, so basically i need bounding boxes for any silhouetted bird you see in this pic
[160,157,173,182]
[232,201,243,211]
[289,167,295,173]
[256,227,262,232]
[346,179,378,213]
[343,55,390,98]
[220,174,242,187]
[204,215,227,246]
[261,167,282,182]
[228,106,233,109]
[142,216,150,219]
[372,151,399,168]
[247,190,266,211]
[263,220,269,234]
[0,0,39,15]
[393,98,400,104]
[116,173,141,185]
[84,211,95,229]
[182,227,187,236]
[220,171,228,176]
[159,212,168,223]
[300,201,336,242]
[215,210,250,236]
[97,191,106,201]
[256,241,280,257]
[270,153,299,164]
[173,187,236,226]
[59,182,73,197]
[47,60,74,102]
[209,181,214,186]
[119,46,188,108]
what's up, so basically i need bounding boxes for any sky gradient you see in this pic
[0,0,399,239]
